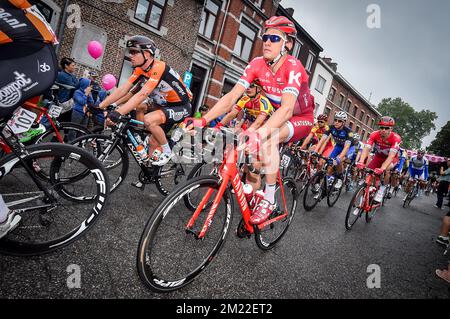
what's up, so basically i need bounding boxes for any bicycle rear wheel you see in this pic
[34,122,91,144]
[154,161,198,196]
[0,143,109,255]
[345,184,366,230]
[137,175,232,292]
[254,177,297,250]
[70,134,128,193]
[327,176,343,207]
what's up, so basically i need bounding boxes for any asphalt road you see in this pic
[1,164,449,299]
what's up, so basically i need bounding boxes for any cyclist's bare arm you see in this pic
[204,85,246,123]
[316,135,330,155]
[301,132,314,149]
[249,113,267,131]
[259,93,296,139]
[99,82,133,109]
[115,91,133,106]
[358,145,371,164]
[380,150,397,170]
[116,89,148,116]
[220,108,240,126]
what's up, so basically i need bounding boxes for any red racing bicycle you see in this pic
[137,127,298,292]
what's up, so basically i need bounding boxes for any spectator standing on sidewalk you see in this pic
[435,158,450,209]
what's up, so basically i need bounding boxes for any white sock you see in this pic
[0,195,9,224]
[161,143,171,154]
[264,183,276,204]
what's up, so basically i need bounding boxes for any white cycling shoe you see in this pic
[0,211,21,240]
[152,152,174,166]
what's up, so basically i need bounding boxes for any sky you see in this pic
[281,0,450,147]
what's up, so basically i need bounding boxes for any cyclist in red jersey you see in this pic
[185,16,314,225]
[357,116,402,202]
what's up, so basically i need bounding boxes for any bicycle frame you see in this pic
[361,170,382,212]
[185,145,289,239]
[22,100,64,143]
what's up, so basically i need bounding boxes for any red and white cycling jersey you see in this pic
[366,131,402,157]
[237,56,314,116]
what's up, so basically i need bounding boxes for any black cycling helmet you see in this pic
[126,35,157,67]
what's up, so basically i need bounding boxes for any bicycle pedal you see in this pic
[131,181,145,190]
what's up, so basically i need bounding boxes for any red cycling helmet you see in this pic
[378,116,395,127]
[317,114,328,122]
[264,16,297,38]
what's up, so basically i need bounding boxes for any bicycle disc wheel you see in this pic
[327,176,343,207]
[254,177,297,250]
[0,143,109,256]
[303,172,324,211]
[137,175,232,293]
[70,134,128,194]
[345,184,365,230]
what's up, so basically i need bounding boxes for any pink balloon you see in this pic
[102,74,117,90]
[87,41,103,59]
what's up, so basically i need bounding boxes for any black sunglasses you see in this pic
[262,34,284,43]
[379,126,392,130]
[318,121,325,124]
[334,119,344,123]
[128,49,140,56]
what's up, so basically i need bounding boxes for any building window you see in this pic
[372,118,376,129]
[345,100,351,112]
[362,129,366,140]
[249,0,264,8]
[292,40,302,58]
[352,105,358,117]
[349,121,354,129]
[315,75,326,94]
[366,115,370,125]
[135,0,167,30]
[198,0,221,39]
[305,51,315,72]
[356,126,360,134]
[337,94,345,108]
[222,79,235,97]
[360,110,365,121]
[324,106,331,116]
[234,18,258,61]
[328,87,336,102]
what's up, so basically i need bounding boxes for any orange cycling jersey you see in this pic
[127,60,192,107]
[233,94,273,122]
[0,0,57,45]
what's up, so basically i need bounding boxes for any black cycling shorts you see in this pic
[0,42,57,120]
[161,103,192,131]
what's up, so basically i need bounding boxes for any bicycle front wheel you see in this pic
[254,177,297,250]
[0,143,109,255]
[303,172,324,211]
[345,184,365,230]
[137,175,233,293]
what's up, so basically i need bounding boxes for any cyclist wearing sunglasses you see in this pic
[315,111,355,190]
[357,116,402,202]
[300,113,334,156]
[100,35,193,166]
[184,16,314,225]
[219,81,273,132]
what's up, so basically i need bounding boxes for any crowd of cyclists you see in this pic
[1,0,449,286]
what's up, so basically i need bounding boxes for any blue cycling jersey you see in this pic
[324,126,354,147]
[408,155,429,179]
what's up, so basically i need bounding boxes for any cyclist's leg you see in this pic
[0,42,57,120]
[328,145,343,176]
[0,194,20,239]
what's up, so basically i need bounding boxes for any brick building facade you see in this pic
[321,58,381,141]
[35,0,203,84]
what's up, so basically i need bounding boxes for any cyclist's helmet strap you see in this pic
[126,35,157,68]
[264,16,297,66]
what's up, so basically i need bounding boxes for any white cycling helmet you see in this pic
[335,111,348,121]
[353,133,360,140]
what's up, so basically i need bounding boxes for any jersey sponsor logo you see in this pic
[288,71,301,86]
[38,61,51,73]
[171,81,186,96]
[0,71,32,108]
[167,108,189,122]
[0,8,28,29]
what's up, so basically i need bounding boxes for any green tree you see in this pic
[376,98,437,149]
[428,121,450,157]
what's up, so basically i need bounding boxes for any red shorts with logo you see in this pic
[367,154,399,170]
[286,113,314,143]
